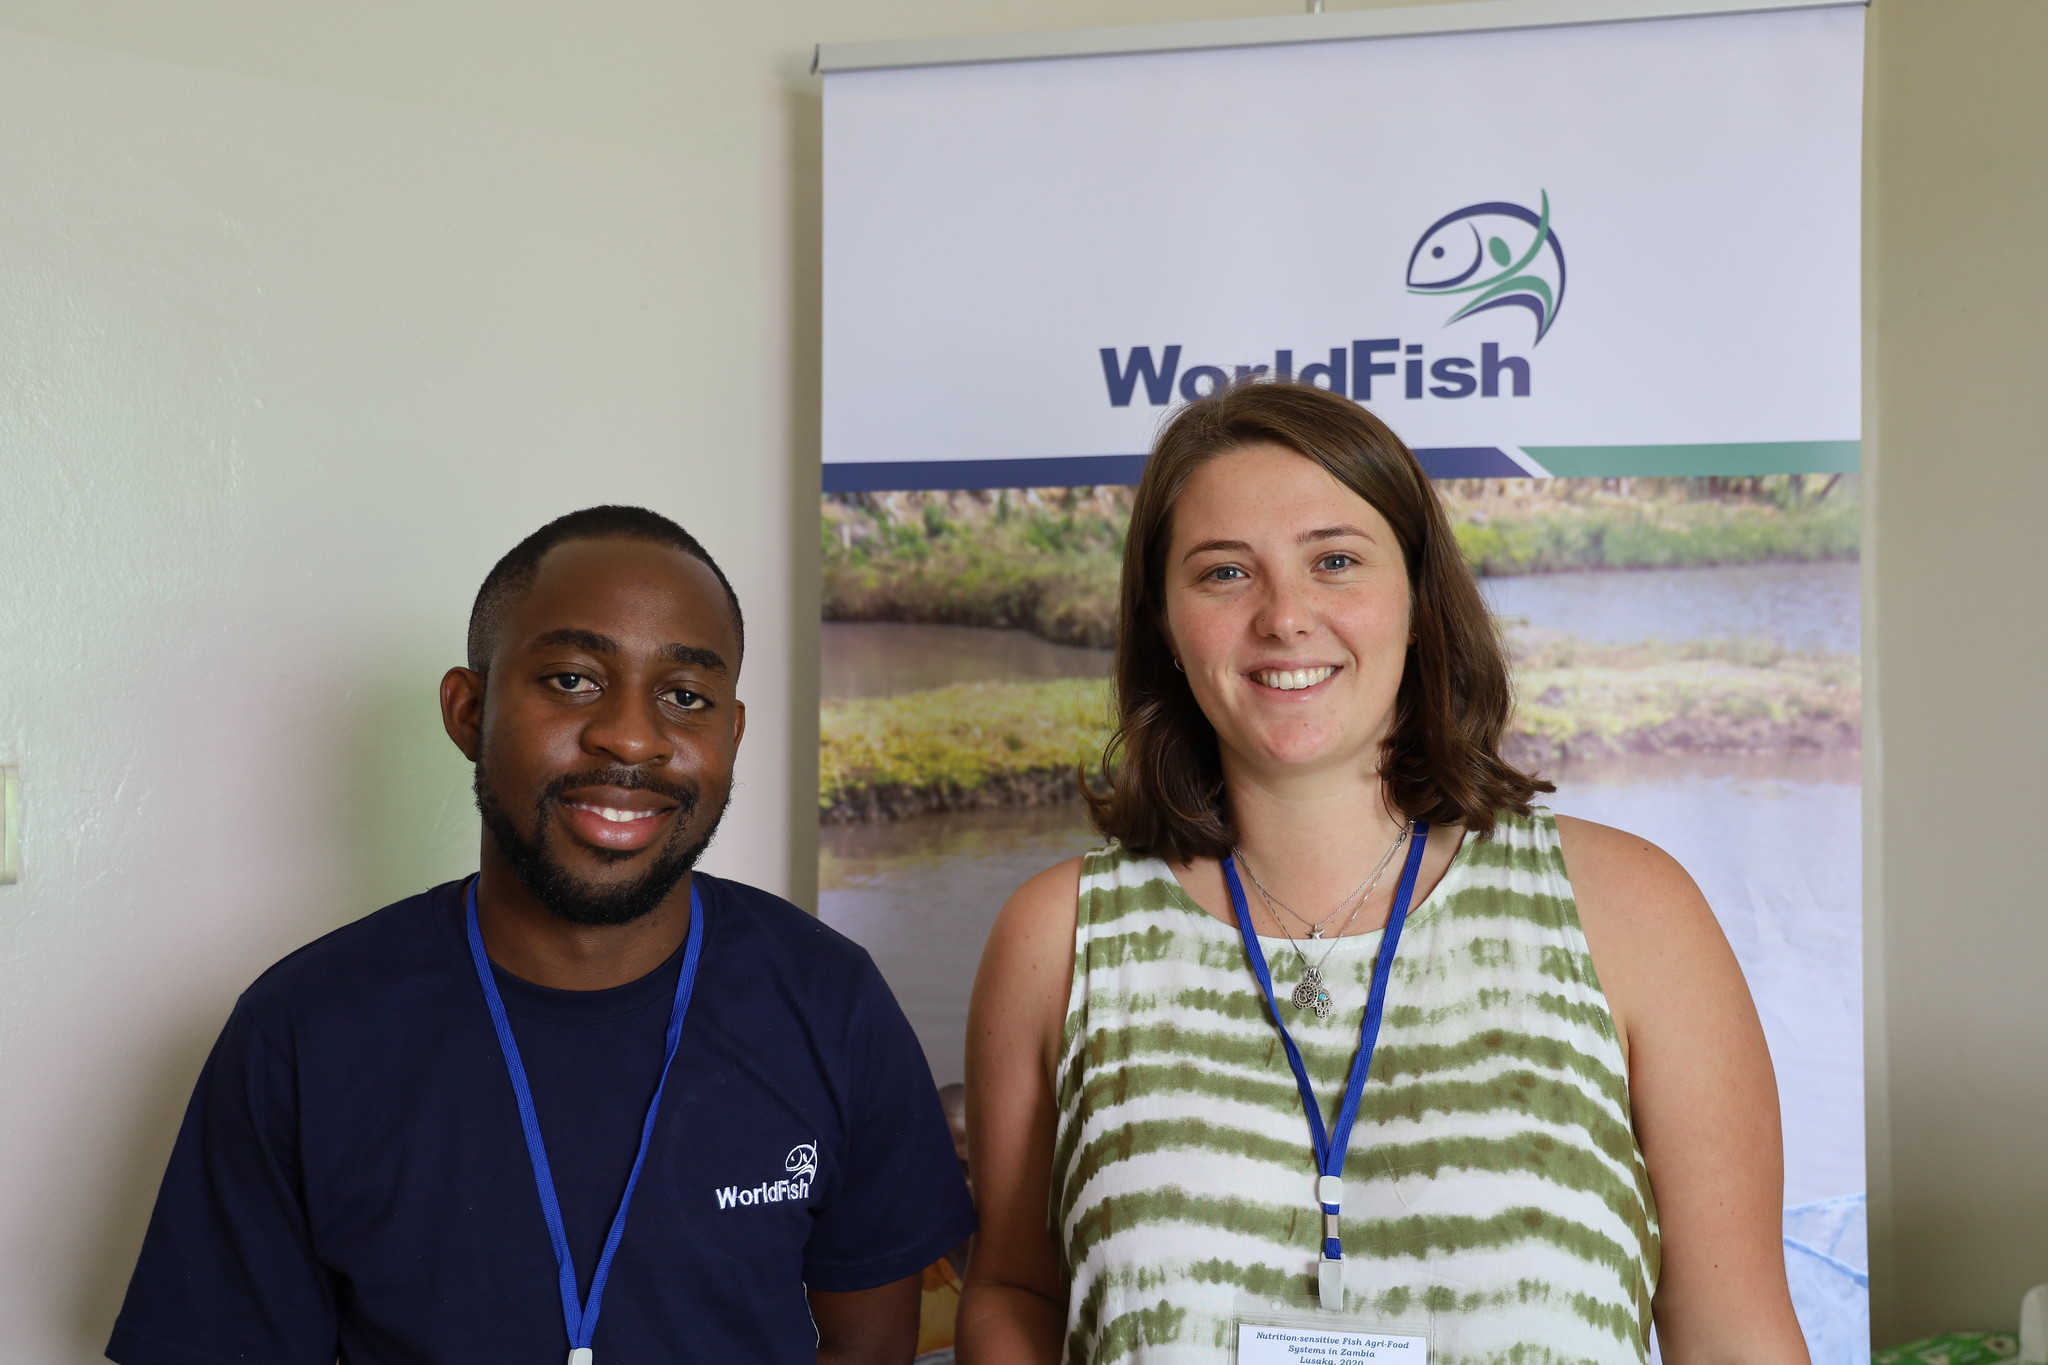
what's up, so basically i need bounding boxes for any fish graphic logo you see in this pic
[785,1143,819,1181]
[1406,192,1567,344]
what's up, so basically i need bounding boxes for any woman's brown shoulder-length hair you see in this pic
[1084,379,1551,864]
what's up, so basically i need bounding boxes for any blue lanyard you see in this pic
[1225,824,1429,1311]
[464,878,705,1365]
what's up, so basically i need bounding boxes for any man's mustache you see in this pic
[536,766,700,814]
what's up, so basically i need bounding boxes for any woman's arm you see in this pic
[1556,815,1809,1365]
[809,1273,921,1365]
[955,857,1083,1365]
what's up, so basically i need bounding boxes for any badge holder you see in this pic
[1232,1289,1433,1365]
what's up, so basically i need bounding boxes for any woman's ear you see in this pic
[1156,615,1186,674]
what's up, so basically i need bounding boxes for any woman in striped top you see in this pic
[958,382,1807,1364]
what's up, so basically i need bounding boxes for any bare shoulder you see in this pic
[1011,853,1086,910]
[1552,813,1710,929]
[970,854,1086,1082]
[973,856,1085,1011]
[1551,814,1732,1059]
[986,855,1085,957]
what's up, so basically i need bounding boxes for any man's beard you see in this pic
[474,762,727,927]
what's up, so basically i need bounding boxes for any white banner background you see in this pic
[824,6,1862,470]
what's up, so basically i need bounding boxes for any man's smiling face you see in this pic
[461,536,744,926]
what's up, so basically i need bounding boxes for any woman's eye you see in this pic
[1206,564,1248,582]
[547,673,599,694]
[1317,553,1356,571]
[663,689,709,711]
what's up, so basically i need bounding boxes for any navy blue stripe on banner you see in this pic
[1412,448,1528,478]
[822,448,1524,492]
[823,455,1148,492]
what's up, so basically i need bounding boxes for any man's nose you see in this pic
[581,689,672,766]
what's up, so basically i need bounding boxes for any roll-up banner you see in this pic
[818,1,1865,1356]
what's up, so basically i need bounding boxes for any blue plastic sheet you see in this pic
[1785,1193,1869,1364]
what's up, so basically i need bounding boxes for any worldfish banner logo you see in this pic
[1407,192,1567,344]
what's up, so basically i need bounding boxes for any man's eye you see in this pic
[663,689,709,711]
[546,673,599,694]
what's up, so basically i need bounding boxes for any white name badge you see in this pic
[1236,1323,1430,1365]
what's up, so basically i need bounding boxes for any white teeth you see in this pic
[1255,666,1335,691]
[571,804,651,823]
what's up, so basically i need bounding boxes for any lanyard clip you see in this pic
[1317,1175,1345,1253]
[568,1351,593,1365]
[1318,1256,1344,1311]
[1316,1173,1345,1310]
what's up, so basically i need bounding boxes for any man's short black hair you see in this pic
[467,505,744,673]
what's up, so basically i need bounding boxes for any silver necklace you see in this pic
[1241,855,1377,939]
[1248,880,1369,1020]
[1235,822,1412,1020]
[1238,821,1410,938]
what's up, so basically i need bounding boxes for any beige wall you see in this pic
[1864,0,2048,1343]
[0,0,2041,1356]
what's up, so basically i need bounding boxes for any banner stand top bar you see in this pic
[813,0,1864,74]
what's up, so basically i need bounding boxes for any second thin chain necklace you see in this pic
[1233,821,1413,1020]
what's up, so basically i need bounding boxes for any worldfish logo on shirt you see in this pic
[714,1143,819,1209]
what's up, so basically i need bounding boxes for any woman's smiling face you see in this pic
[1162,441,1413,785]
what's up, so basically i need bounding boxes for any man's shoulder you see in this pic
[700,871,869,962]
[698,872,881,988]
[235,881,465,1026]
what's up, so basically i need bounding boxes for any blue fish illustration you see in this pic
[1405,192,1567,344]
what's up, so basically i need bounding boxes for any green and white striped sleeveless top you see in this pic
[1050,809,1658,1364]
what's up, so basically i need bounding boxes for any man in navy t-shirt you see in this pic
[108,506,974,1365]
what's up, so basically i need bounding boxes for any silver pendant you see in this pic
[1291,966,1334,1019]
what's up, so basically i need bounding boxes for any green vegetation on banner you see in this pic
[824,478,1858,648]
[1505,636,1859,772]
[824,487,1125,648]
[820,679,1110,823]
[1449,475,1858,577]
[818,637,1859,820]
[1522,441,1860,479]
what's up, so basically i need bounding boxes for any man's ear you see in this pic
[440,667,486,762]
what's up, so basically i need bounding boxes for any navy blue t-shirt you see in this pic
[107,874,974,1365]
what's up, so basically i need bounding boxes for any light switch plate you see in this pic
[1,766,17,885]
